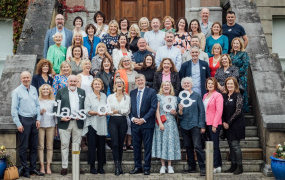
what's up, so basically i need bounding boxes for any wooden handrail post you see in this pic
[72,143,80,180]
[206,141,214,180]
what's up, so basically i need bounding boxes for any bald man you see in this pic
[43,14,73,58]
[11,71,44,177]
[54,75,86,175]
[199,8,213,38]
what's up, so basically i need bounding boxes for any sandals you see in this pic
[127,144,133,150]
[123,144,127,151]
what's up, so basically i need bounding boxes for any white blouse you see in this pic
[203,97,210,122]
[39,99,57,127]
[79,74,93,94]
[107,93,131,117]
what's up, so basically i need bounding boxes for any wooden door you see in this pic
[101,0,184,24]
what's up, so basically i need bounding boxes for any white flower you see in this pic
[279,147,283,151]
[278,144,282,147]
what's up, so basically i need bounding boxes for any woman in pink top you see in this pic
[203,77,223,173]
[208,43,222,77]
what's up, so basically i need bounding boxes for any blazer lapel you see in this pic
[199,60,204,79]
[206,93,215,110]
[64,88,71,109]
[188,61,192,77]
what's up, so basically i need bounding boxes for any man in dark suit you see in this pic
[43,14,73,58]
[129,74,157,175]
[54,75,86,176]
[179,46,211,97]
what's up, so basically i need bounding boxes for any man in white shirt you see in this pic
[155,31,182,71]
[199,8,213,39]
[54,75,86,176]
[182,35,209,63]
[144,18,165,54]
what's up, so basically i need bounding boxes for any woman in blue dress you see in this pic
[152,81,181,174]
[229,37,250,112]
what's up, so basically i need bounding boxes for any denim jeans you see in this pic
[206,125,222,168]
[181,126,205,169]
[228,140,242,165]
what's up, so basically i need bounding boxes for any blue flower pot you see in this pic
[0,158,7,179]
[271,156,285,180]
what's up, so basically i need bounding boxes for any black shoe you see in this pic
[200,168,206,176]
[129,167,143,174]
[233,164,243,175]
[98,164,105,174]
[30,169,45,176]
[80,169,85,174]
[115,161,120,176]
[224,163,237,173]
[61,168,68,176]
[118,161,124,174]
[144,170,150,175]
[18,166,25,176]
[90,165,97,174]
[183,166,197,173]
[23,171,30,178]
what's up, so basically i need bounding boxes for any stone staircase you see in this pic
[40,102,263,174]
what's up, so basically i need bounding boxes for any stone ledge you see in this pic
[263,115,285,131]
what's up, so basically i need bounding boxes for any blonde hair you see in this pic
[118,56,134,71]
[71,33,83,46]
[113,77,126,93]
[91,78,104,91]
[59,61,72,75]
[211,43,222,55]
[39,84,54,100]
[95,42,107,55]
[107,20,120,35]
[128,24,141,38]
[162,16,175,29]
[52,32,63,42]
[81,59,91,70]
[230,37,245,52]
[158,81,175,96]
[138,17,149,30]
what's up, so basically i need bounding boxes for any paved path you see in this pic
[19,173,275,180]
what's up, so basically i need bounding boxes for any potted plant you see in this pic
[271,142,285,180]
[0,145,12,179]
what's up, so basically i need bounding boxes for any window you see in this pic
[0,19,13,78]
[272,17,285,70]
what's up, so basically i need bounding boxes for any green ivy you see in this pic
[0,0,29,54]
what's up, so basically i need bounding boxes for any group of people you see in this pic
[11,7,249,178]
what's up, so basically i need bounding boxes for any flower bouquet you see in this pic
[273,143,285,159]
[271,142,285,180]
[0,145,12,179]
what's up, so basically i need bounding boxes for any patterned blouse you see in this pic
[53,75,68,96]
[214,65,239,87]
[173,32,191,54]
[101,33,119,55]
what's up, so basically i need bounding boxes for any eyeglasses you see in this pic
[115,81,123,84]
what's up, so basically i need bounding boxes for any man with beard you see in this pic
[182,36,209,63]
[199,8,213,39]
[54,75,86,175]
[43,14,73,58]
[222,11,248,53]
[155,31,182,71]
[11,71,44,178]
[179,46,210,97]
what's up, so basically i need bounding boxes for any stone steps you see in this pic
[49,148,262,162]
[42,160,264,173]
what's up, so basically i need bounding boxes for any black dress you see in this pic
[222,93,245,141]
[128,37,139,53]
[138,67,157,88]
[95,70,115,95]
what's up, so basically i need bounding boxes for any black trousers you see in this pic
[181,127,205,170]
[108,116,127,162]
[18,115,38,171]
[87,126,106,166]
[132,126,154,170]
[228,140,242,165]
[206,125,222,168]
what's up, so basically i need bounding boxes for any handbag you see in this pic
[156,115,167,125]
[4,162,19,180]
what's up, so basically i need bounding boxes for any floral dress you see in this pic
[152,94,181,160]
[230,51,250,112]
[173,32,191,54]
[52,75,68,96]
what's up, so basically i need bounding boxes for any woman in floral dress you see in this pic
[174,17,191,54]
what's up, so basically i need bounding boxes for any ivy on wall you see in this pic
[0,0,29,54]
[58,0,89,19]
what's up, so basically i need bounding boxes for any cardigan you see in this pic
[83,36,101,60]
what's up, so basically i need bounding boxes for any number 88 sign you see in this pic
[179,90,196,107]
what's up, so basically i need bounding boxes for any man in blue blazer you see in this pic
[43,14,73,58]
[129,74,157,175]
[179,46,211,97]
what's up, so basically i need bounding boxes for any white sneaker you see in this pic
[105,143,111,150]
[160,166,167,174]
[214,167,222,173]
[168,166,174,174]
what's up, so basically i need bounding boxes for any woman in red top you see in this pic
[209,43,222,77]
